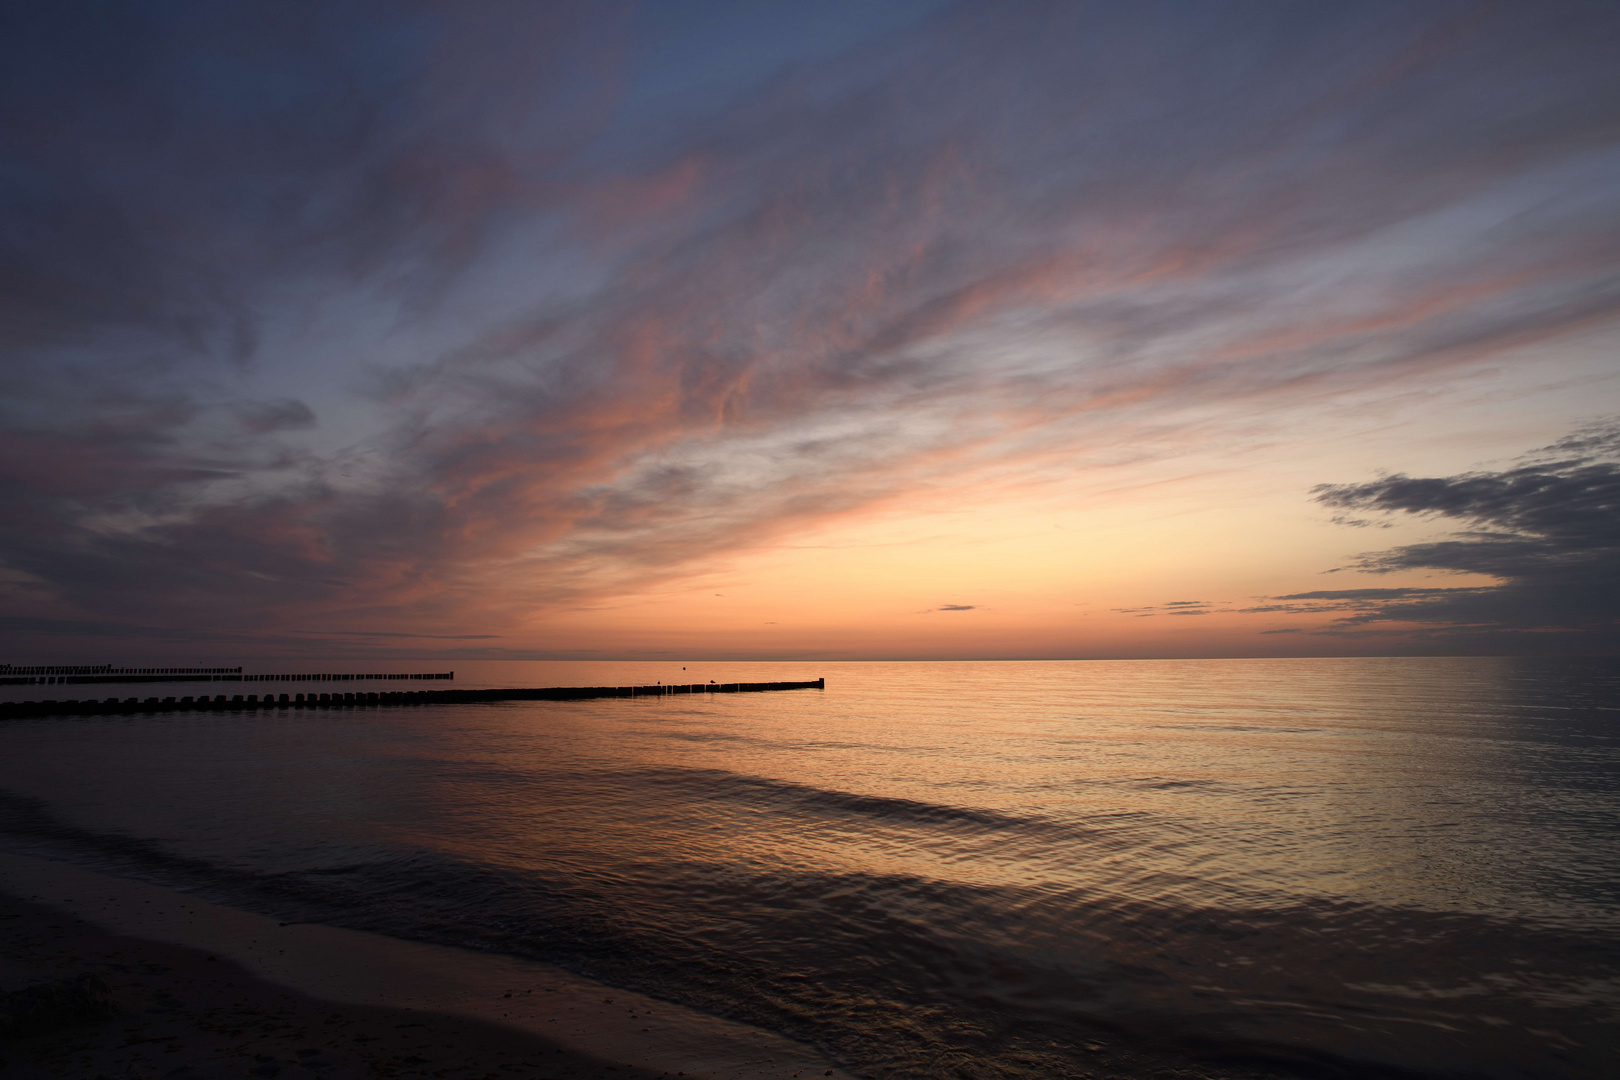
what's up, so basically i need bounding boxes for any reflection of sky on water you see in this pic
[1,658,1616,923]
[0,658,1616,1077]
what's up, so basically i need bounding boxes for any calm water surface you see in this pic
[1,658,1617,1078]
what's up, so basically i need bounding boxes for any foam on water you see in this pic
[0,657,1616,1077]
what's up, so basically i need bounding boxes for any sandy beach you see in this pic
[0,852,854,1080]
[0,858,1282,1080]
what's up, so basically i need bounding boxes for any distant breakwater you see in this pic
[1,671,455,687]
[0,665,242,676]
[0,680,825,720]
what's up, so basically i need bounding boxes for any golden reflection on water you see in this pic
[0,657,1616,1078]
[382,657,1607,924]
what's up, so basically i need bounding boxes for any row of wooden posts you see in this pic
[0,664,243,677]
[0,679,825,720]
[1,671,456,687]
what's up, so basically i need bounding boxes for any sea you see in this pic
[0,657,1616,1079]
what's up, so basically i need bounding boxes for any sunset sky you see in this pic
[3,0,1618,661]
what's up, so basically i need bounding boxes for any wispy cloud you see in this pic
[1114,602,1216,617]
[2,2,1618,655]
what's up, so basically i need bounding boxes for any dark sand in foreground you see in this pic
[0,854,1297,1080]
[0,853,853,1080]
[0,887,634,1080]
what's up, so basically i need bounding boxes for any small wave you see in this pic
[614,765,1060,834]
[1133,777,1220,790]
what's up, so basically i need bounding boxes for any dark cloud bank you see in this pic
[1268,422,1620,652]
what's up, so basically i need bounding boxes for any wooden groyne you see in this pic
[0,671,456,687]
[0,680,825,720]
[0,665,242,676]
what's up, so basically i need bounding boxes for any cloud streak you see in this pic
[1113,602,1215,618]
[2,1,1619,655]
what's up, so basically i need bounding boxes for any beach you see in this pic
[0,855,1284,1080]
[0,852,855,1080]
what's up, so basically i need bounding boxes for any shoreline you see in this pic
[0,851,854,1080]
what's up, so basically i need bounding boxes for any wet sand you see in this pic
[0,854,1306,1080]
[0,852,853,1080]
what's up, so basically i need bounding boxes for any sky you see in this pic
[2,0,1618,662]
